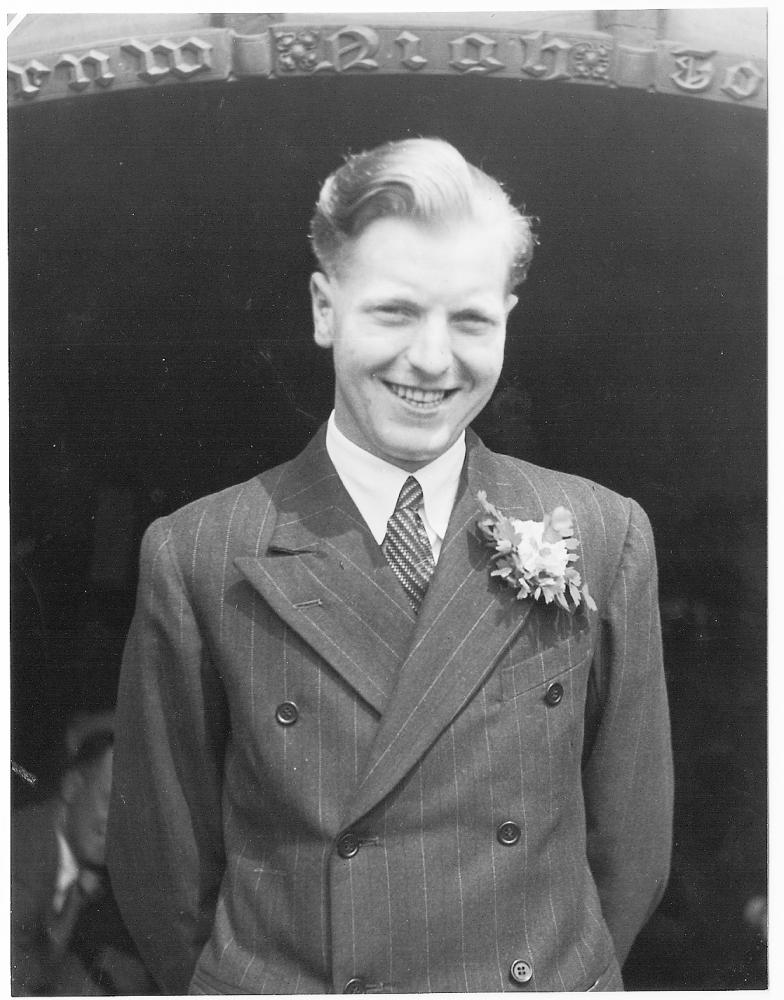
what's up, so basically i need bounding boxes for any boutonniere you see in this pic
[477,491,597,613]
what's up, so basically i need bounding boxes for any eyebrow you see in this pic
[451,306,499,323]
[453,306,493,317]
[364,296,419,312]
[370,296,417,306]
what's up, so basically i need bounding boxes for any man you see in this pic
[108,138,673,993]
[11,729,152,995]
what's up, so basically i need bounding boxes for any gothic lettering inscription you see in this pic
[275,27,380,74]
[310,27,380,73]
[448,33,503,75]
[395,30,427,71]
[6,24,767,108]
[721,61,764,101]
[670,48,715,92]
[122,37,212,82]
[7,59,51,98]
[57,50,115,91]
[517,32,572,82]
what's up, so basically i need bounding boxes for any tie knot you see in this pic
[395,476,424,513]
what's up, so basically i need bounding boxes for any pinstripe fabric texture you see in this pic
[107,425,672,994]
[382,477,435,613]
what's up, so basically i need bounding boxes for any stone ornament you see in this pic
[7,22,766,108]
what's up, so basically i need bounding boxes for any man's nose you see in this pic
[406,315,451,376]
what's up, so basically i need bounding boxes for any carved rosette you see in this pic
[274,30,321,73]
[570,42,611,80]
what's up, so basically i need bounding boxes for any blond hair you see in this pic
[310,137,536,290]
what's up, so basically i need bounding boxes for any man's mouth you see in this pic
[383,381,456,407]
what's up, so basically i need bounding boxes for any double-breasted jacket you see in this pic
[108,427,673,993]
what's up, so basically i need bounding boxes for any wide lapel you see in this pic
[343,432,546,828]
[235,430,415,715]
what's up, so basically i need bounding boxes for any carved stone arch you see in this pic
[7,11,766,108]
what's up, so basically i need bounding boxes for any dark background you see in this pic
[9,75,766,989]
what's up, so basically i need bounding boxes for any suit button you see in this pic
[343,978,366,993]
[544,681,564,706]
[510,959,533,984]
[275,701,298,725]
[337,831,361,859]
[497,821,521,846]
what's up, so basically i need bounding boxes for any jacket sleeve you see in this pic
[11,862,51,994]
[107,518,230,994]
[582,497,674,967]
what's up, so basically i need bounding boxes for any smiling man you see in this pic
[310,206,516,470]
[108,138,673,994]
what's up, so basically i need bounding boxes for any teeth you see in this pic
[387,383,449,405]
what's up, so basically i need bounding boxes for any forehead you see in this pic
[337,217,513,293]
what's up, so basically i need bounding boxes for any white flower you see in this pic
[512,519,571,579]
[477,493,597,613]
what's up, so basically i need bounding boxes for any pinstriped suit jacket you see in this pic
[107,426,673,994]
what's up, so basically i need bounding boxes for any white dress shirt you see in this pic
[325,412,465,563]
[53,827,79,913]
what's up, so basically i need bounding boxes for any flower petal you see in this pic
[551,506,574,537]
[582,583,598,612]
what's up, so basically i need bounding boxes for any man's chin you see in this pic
[376,433,456,470]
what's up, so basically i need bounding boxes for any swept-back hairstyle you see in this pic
[310,137,536,290]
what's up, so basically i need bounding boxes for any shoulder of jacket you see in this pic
[145,457,295,542]
[490,450,635,514]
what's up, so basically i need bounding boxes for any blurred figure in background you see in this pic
[11,729,154,995]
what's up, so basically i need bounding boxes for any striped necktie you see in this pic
[382,476,436,614]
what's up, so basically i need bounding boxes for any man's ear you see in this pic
[504,293,518,317]
[310,272,335,348]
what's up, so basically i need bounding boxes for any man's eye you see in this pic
[374,305,415,322]
[454,313,493,332]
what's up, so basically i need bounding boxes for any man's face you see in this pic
[311,217,517,471]
[63,747,113,868]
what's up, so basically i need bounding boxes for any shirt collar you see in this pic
[325,412,465,546]
[54,825,80,910]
